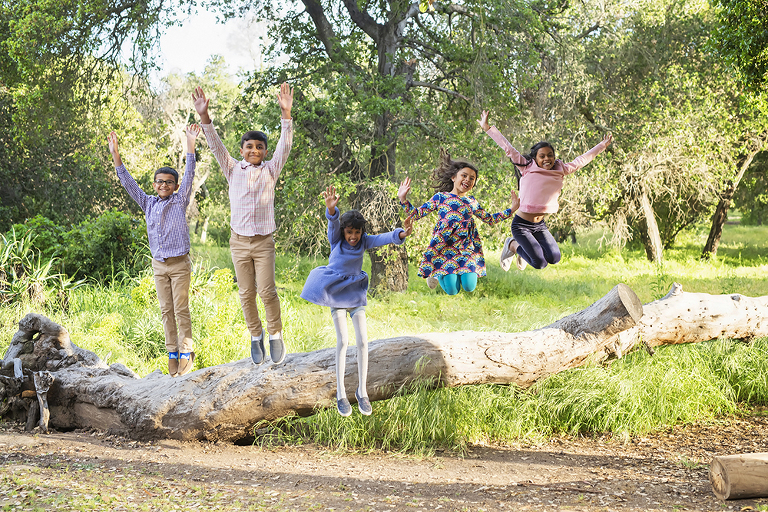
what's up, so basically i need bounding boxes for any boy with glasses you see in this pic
[107,125,200,377]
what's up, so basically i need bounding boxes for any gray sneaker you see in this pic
[269,335,286,364]
[337,397,352,417]
[500,237,515,272]
[250,330,265,365]
[355,390,372,416]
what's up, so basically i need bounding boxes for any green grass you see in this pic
[2,220,768,451]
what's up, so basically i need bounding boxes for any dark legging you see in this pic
[510,215,561,269]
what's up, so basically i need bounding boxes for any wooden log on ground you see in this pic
[2,283,768,442]
[615,283,768,354]
[710,453,768,500]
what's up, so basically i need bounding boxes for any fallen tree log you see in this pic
[710,453,768,500]
[2,283,767,442]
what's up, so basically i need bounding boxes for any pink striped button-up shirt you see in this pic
[201,119,293,236]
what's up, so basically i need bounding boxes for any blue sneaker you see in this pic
[250,330,265,365]
[337,398,352,417]
[355,390,372,416]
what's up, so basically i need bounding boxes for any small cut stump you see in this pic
[710,453,768,500]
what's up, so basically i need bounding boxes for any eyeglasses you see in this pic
[154,179,176,186]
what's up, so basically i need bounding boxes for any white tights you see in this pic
[331,307,368,401]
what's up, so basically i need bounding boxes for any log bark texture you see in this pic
[3,283,768,443]
[710,453,768,500]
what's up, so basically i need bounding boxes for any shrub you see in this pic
[63,209,150,281]
[11,215,67,261]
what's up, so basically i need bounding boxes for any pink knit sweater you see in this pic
[486,126,609,214]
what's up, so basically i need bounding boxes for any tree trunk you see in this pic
[702,142,765,259]
[639,188,663,263]
[710,453,768,500]
[368,244,409,295]
[701,188,733,260]
[5,284,768,442]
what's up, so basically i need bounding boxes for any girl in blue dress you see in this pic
[398,148,520,295]
[301,186,413,417]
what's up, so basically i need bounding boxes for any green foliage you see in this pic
[11,215,66,261]
[263,338,768,453]
[0,227,84,308]
[62,209,150,281]
[734,152,768,225]
[710,0,768,90]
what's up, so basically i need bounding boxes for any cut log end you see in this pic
[709,457,729,500]
[710,453,768,500]
[616,283,643,323]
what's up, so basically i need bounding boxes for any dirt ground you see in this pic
[2,414,768,511]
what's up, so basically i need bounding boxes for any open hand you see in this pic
[185,124,200,152]
[192,87,211,123]
[402,214,414,237]
[186,124,200,139]
[603,132,614,147]
[107,131,119,156]
[107,131,123,167]
[277,82,294,118]
[477,110,491,132]
[322,185,340,212]
[509,188,520,212]
[397,177,411,203]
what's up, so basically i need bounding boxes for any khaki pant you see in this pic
[229,230,282,336]
[152,254,194,353]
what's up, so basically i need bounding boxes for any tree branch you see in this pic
[342,0,381,43]
[300,0,348,63]
[408,80,470,101]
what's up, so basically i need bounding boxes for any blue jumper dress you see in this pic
[300,209,405,308]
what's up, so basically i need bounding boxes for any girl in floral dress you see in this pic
[397,149,520,295]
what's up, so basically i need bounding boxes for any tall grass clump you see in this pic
[261,338,768,453]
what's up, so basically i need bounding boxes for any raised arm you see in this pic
[480,110,529,167]
[477,110,491,132]
[108,131,149,210]
[178,125,200,204]
[107,131,123,168]
[472,190,519,226]
[277,82,293,120]
[563,132,614,175]
[322,185,342,244]
[186,123,199,154]
[194,87,238,178]
[323,185,340,216]
[398,178,442,220]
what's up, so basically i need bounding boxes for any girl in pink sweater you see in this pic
[478,110,613,270]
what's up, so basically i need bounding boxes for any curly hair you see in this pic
[339,210,366,233]
[432,147,479,192]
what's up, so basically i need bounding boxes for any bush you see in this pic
[11,215,67,261]
[63,209,150,281]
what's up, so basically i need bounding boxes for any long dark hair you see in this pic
[432,148,479,192]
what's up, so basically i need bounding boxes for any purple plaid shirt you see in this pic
[116,154,196,262]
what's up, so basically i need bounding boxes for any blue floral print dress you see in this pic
[401,192,512,278]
